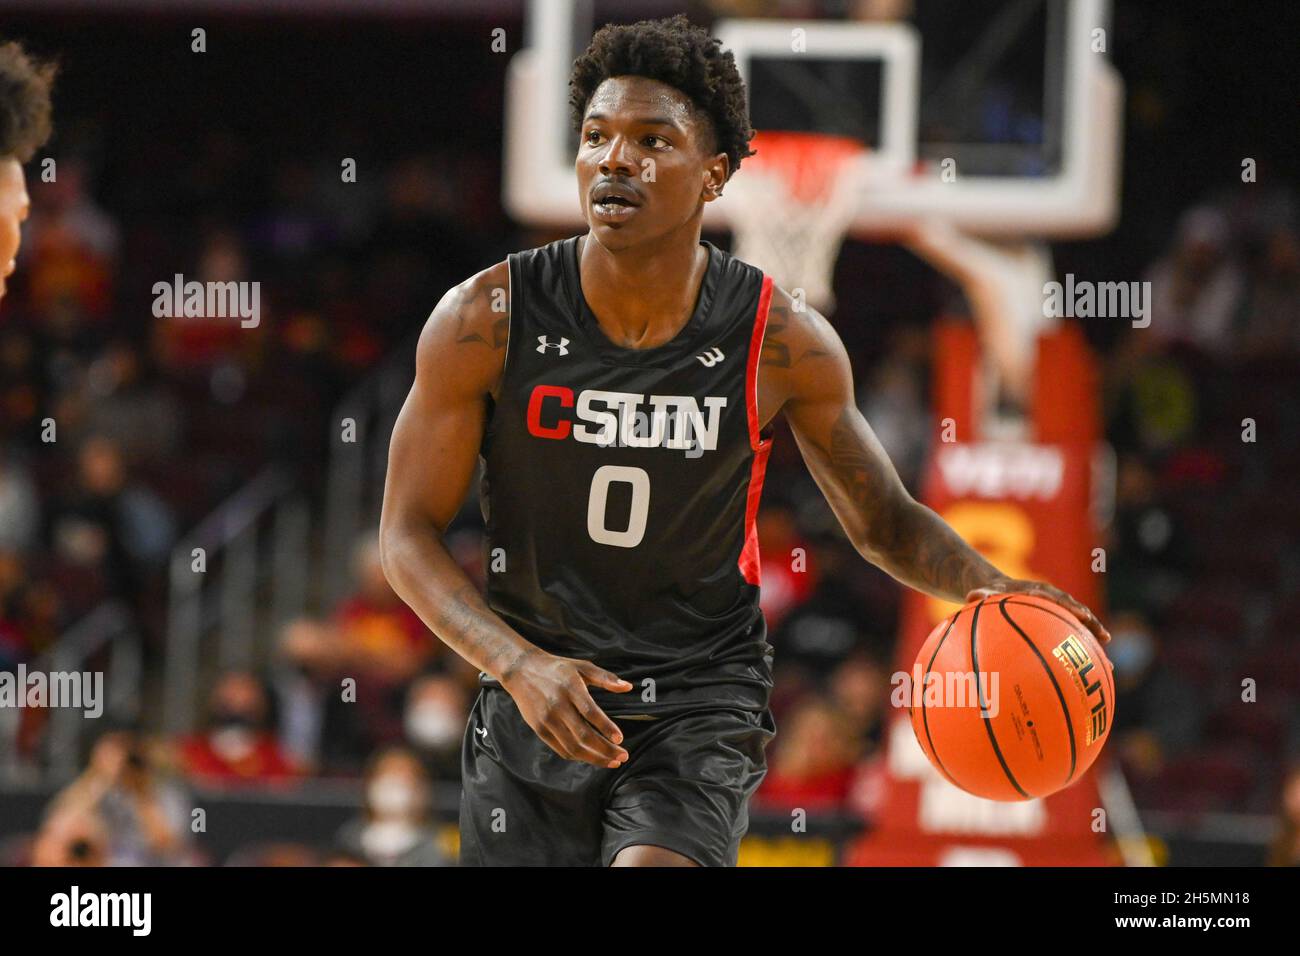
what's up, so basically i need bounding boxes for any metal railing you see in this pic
[160,335,415,737]
[319,336,416,604]
[158,334,414,737]
[0,601,144,786]
[163,467,311,734]
[1099,760,1158,867]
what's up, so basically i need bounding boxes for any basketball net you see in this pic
[725,131,868,316]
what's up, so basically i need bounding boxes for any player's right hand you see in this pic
[501,651,633,769]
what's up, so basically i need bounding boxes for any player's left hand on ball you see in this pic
[966,578,1111,646]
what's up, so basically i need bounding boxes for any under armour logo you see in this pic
[476,725,488,738]
[696,347,724,367]
[537,335,570,356]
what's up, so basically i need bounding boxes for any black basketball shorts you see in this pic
[458,686,777,866]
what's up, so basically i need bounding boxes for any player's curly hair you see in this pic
[569,14,755,178]
[0,39,57,162]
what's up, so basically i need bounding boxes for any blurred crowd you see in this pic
[0,142,501,662]
[1,6,1297,867]
[13,727,456,867]
[0,131,506,859]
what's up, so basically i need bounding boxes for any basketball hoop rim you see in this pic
[736,130,888,206]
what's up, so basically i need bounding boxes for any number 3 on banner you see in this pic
[587,464,649,548]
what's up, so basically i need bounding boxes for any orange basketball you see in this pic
[908,593,1115,801]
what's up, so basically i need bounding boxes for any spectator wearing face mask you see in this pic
[175,670,301,787]
[403,673,468,782]
[1106,611,1203,779]
[335,748,449,867]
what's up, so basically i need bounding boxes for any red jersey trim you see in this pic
[745,274,774,452]
[739,274,775,586]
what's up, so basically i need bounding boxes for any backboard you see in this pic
[503,0,1123,238]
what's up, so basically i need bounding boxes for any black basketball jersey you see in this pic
[477,235,776,717]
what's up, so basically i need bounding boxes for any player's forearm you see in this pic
[803,406,1007,603]
[379,519,537,682]
[859,496,1006,604]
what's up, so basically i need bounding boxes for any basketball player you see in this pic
[380,15,1109,867]
[0,39,55,306]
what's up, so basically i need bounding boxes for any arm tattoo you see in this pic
[452,284,509,351]
[828,410,887,511]
[826,409,1000,601]
[760,298,831,369]
[429,581,491,637]
[431,581,521,677]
